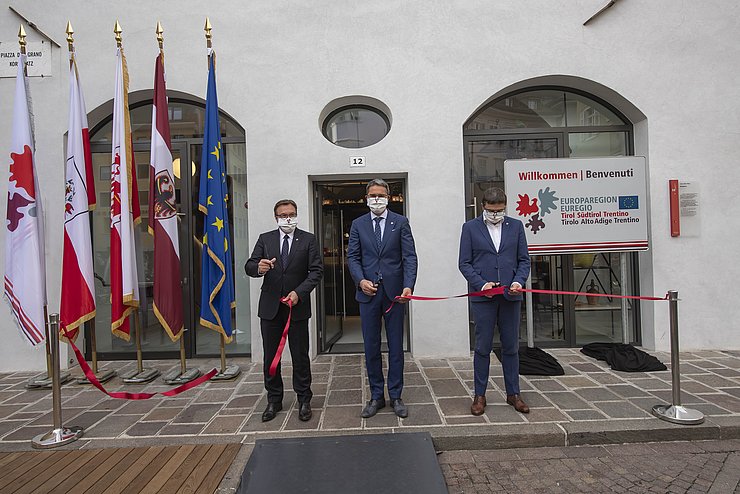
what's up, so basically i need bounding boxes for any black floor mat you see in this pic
[239,432,448,494]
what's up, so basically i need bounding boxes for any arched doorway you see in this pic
[464,87,640,347]
[85,95,250,360]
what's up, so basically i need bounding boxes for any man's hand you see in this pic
[509,282,523,295]
[258,258,276,275]
[281,291,299,306]
[359,279,378,296]
[482,282,500,298]
[397,287,413,304]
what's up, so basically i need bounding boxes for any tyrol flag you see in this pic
[110,46,141,341]
[198,51,235,341]
[4,52,47,346]
[148,52,184,341]
[60,52,96,342]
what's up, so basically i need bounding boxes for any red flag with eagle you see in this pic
[148,52,183,341]
[60,52,96,342]
[110,45,140,341]
[4,52,47,346]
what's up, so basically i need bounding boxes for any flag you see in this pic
[60,53,96,342]
[110,46,141,341]
[148,52,183,341]
[198,51,235,341]
[4,52,47,346]
[618,195,639,210]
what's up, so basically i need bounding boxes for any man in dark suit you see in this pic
[458,187,531,416]
[348,178,417,419]
[246,199,323,422]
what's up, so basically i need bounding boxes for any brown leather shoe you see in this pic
[506,394,530,414]
[471,395,486,416]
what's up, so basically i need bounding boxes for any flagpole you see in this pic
[154,21,201,385]
[19,25,70,390]
[203,17,240,381]
[63,21,114,386]
[112,21,158,385]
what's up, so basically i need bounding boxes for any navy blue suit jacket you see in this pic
[347,211,418,303]
[458,216,531,303]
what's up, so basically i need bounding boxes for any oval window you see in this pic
[322,105,390,148]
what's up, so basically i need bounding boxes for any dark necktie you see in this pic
[281,234,289,269]
[374,217,382,250]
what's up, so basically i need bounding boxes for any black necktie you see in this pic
[374,217,382,250]
[281,234,289,269]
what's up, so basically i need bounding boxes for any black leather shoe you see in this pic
[261,402,282,422]
[361,398,386,418]
[298,402,312,422]
[390,398,408,418]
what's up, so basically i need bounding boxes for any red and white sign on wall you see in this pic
[504,156,648,254]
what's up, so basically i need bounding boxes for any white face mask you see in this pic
[367,196,388,215]
[277,216,298,233]
[483,210,505,224]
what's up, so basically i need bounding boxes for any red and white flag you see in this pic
[148,52,183,341]
[60,54,96,342]
[4,53,47,346]
[110,46,140,341]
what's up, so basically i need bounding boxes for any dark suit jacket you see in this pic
[458,215,530,303]
[245,228,323,321]
[347,211,417,303]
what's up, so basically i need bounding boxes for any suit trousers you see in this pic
[360,292,405,400]
[471,297,521,396]
[261,304,312,404]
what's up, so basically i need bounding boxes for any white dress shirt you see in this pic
[485,219,502,251]
[370,210,389,240]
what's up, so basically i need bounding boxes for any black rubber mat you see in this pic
[239,432,448,494]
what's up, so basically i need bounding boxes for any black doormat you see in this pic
[238,432,448,494]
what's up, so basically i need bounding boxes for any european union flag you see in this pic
[198,52,235,341]
[618,195,639,210]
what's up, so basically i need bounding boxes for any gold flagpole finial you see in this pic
[18,24,27,54]
[66,21,74,54]
[114,20,122,47]
[156,21,164,52]
[204,17,212,49]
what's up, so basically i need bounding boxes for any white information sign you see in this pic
[679,181,700,237]
[504,156,648,254]
[0,41,51,78]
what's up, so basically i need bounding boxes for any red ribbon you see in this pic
[268,297,293,377]
[64,328,217,399]
[388,286,668,312]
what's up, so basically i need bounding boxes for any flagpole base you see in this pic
[651,404,705,425]
[210,365,241,381]
[77,370,117,385]
[26,372,72,389]
[31,426,83,449]
[163,368,202,385]
[121,368,161,384]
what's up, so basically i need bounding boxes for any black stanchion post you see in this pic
[651,290,705,425]
[31,314,83,448]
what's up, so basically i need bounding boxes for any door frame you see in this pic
[312,177,411,354]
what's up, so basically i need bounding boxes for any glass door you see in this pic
[318,189,345,351]
[314,180,409,353]
[87,142,193,359]
[464,135,570,347]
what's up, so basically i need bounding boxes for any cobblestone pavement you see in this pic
[0,349,738,449]
[438,439,740,493]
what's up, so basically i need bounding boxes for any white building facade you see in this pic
[0,1,737,372]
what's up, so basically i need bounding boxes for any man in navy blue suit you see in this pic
[348,179,417,418]
[459,187,531,416]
